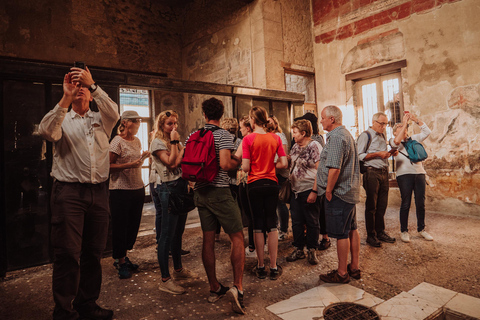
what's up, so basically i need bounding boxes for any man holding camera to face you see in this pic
[39,64,119,320]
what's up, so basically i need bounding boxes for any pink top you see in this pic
[242,132,286,184]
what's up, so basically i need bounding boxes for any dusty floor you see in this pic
[1,203,480,320]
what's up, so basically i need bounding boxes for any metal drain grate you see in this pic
[323,302,380,320]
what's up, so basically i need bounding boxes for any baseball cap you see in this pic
[121,110,141,120]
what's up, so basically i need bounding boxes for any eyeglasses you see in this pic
[375,120,388,127]
[129,119,142,123]
[165,111,171,117]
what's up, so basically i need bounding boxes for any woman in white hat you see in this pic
[109,110,149,279]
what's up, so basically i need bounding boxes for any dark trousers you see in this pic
[247,179,279,233]
[290,190,320,249]
[239,183,255,249]
[363,168,389,237]
[397,174,426,232]
[51,180,110,320]
[110,188,145,259]
[276,174,290,233]
[318,194,327,235]
[155,179,188,279]
[150,182,162,243]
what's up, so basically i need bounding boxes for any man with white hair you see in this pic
[316,105,361,283]
[357,112,397,247]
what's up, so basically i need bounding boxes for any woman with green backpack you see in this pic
[390,112,434,243]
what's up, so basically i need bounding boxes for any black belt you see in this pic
[366,166,388,172]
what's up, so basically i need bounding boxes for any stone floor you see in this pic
[267,282,480,319]
[1,202,480,319]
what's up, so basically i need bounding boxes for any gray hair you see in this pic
[372,112,387,122]
[323,105,343,124]
[392,122,405,134]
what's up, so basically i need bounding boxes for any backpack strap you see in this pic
[361,131,372,154]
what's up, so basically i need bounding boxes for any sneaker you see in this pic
[76,304,113,320]
[366,236,382,247]
[269,265,282,280]
[377,232,396,243]
[400,232,411,243]
[173,267,198,280]
[347,264,361,280]
[245,247,257,258]
[113,257,138,271]
[419,230,434,241]
[278,231,287,241]
[169,249,190,256]
[227,286,246,315]
[307,248,319,265]
[286,248,306,262]
[158,278,185,295]
[208,283,229,303]
[319,270,350,284]
[252,265,267,279]
[117,263,132,279]
[317,238,331,251]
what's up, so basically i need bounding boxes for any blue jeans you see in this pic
[290,190,320,249]
[155,179,188,279]
[397,174,426,232]
[276,174,290,233]
[150,182,162,243]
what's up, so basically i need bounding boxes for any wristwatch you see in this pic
[88,83,98,93]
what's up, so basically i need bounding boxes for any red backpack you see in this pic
[181,126,220,183]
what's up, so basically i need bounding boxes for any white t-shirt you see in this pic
[389,123,431,177]
[109,135,144,190]
[150,138,182,186]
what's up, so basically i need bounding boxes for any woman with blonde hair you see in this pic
[109,111,150,279]
[150,110,197,295]
[286,119,323,265]
[237,106,287,280]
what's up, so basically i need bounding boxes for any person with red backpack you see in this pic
[185,98,246,315]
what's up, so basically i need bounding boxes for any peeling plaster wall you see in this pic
[312,0,480,214]
[181,0,314,133]
[0,0,182,76]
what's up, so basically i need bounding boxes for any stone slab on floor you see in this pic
[266,283,384,320]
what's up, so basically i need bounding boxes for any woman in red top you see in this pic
[238,106,287,280]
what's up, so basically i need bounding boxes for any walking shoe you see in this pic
[227,286,246,315]
[245,247,257,258]
[252,265,267,279]
[76,304,113,320]
[400,232,411,243]
[377,232,396,243]
[286,248,306,262]
[158,278,185,295]
[317,238,331,251]
[208,283,229,303]
[347,264,361,280]
[366,236,382,247]
[169,249,190,256]
[172,267,198,280]
[319,270,350,284]
[419,230,434,241]
[269,265,282,280]
[278,231,287,241]
[117,263,132,279]
[113,257,138,270]
[307,248,319,265]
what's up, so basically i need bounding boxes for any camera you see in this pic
[74,61,86,69]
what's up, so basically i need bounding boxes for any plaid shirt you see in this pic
[316,125,360,204]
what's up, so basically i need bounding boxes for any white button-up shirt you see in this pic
[39,87,119,184]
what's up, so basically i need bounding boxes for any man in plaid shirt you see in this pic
[316,105,361,283]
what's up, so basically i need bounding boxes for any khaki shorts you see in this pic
[194,186,243,234]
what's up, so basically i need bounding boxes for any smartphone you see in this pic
[74,61,85,69]
[140,153,149,162]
